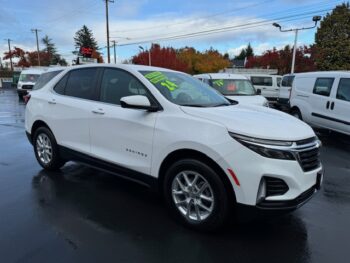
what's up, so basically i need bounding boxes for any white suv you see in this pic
[25,64,323,230]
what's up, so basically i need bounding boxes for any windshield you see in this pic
[211,79,256,96]
[33,70,63,90]
[19,74,40,83]
[140,71,231,107]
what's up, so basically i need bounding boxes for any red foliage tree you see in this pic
[132,44,189,72]
[246,45,316,74]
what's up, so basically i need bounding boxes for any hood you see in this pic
[180,104,315,141]
[225,95,267,107]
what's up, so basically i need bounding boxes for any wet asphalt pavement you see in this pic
[0,88,349,263]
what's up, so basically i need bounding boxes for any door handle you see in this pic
[330,102,335,110]
[326,101,330,109]
[48,99,56,105]
[92,109,105,115]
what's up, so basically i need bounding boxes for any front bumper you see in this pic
[17,89,28,96]
[218,139,323,208]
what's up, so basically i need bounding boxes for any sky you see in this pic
[0,0,345,65]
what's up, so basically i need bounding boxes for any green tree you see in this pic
[246,43,254,57]
[74,25,99,50]
[315,3,350,70]
[235,48,246,60]
[41,35,67,66]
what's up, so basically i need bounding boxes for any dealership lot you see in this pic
[0,88,350,263]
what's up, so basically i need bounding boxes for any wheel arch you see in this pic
[158,149,236,202]
[31,120,54,142]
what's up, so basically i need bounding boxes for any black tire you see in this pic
[291,108,302,120]
[163,159,231,231]
[18,94,23,100]
[33,127,65,170]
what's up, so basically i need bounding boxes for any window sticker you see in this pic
[227,83,236,91]
[213,79,224,87]
[144,71,178,91]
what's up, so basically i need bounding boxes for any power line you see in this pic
[116,8,331,47]
[110,0,340,34]
[110,0,274,33]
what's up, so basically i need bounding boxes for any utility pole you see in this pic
[4,39,13,71]
[104,0,114,63]
[31,29,41,66]
[111,40,117,64]
[272,16,321,74]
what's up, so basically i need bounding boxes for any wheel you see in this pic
[163,159,231,231]
[18,94,23,100]
[33,127,65,170]
[291,108,302,120]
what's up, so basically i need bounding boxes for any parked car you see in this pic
[289,71,350,136]
[17,68,47,99]
[245,74,282,101]
[194,73,269,107]
[277,74,295,110]
[25,64,323,230]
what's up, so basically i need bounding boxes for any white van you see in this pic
[290,71,350,135]
[277,74,295,110]
[17,68,47,99]
[194,73,269,107]
[245,74,282,101]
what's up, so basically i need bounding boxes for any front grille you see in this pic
[22,85,33,90]
[296,137,317,146]
[297,147,321,172]
[265,177,289,196]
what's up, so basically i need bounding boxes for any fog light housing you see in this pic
[256,178,266,203]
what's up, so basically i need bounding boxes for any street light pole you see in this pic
[139,45,151,66]
[291,29,299,74]
[273,16,321,74]
[104,0,114,63]
[4,39,13,71]
[31,29,41,66]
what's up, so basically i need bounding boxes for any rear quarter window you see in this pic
[33,70,63,90]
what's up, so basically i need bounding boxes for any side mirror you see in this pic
[120,95,159,112]
[256,89,262,95]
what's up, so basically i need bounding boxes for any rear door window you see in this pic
[251,76,272,86]
[337,78,350,102]
[313,78,334,97]
[65,68,99,100]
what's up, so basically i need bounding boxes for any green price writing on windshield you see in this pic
[213,79,224,87]
[144,71,178,91]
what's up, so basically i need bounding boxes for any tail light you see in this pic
[24,94,31,104]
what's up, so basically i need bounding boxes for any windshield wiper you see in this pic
[212,103,231,107]
[179,104,206,107]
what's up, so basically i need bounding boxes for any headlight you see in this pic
[229,132,295,160]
